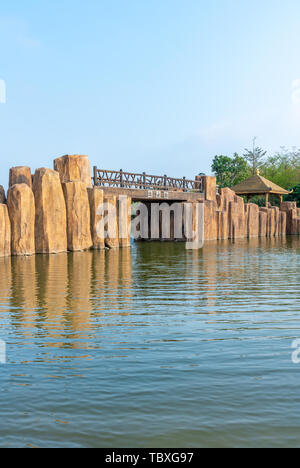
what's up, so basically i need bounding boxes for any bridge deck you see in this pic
[98,186,204,202]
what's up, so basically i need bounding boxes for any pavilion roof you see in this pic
[231,173,290,195]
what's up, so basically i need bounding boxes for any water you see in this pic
[0,237,300,448]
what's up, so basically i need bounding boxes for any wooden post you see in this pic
[265,193,269,207]
[93,166,98,186]
[120,169,123,188]
[164,175,167,190]
[142,172,146,189]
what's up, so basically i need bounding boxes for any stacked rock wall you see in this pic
[204,183,299,241]
[0,155,131,257]
[0,159,299,257]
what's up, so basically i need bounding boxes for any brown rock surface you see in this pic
[54,155,92,187]
[259,210,267,238]
[245,203,259,238]
[217,210,229,240]
[87,187,105,250]
[0,204,11,257]
[0,186,6,204]
[118,196,132,247]
[281,201,300,235]
[62,181,92,251]
[9,166,32,189]
[217,187,236,212]
[33,168,67,253]
[7,184,35,255]
[280,211,287,236]
[204,200,218,240]
[103,195,119,249]
[202,176,217,202]
[272,207,280,237]
[280,201,297,212]
[229,196,246,239]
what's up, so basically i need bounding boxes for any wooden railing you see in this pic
[93,167,203,192]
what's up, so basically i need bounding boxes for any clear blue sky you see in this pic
[1,0,300,188]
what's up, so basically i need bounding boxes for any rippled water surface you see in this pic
[0,238,300,448]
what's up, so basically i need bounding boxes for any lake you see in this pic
[0,237,299,448]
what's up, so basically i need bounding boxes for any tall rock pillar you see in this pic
[33,168,67,254]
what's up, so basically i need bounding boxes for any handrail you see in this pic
[93,167,203,192]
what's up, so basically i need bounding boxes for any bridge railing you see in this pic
[93,167,203,192]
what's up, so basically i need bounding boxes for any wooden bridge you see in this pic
[92,167,204,202]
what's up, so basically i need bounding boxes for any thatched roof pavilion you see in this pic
[232,171,291,206]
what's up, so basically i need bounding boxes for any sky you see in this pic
[1,0,300,188]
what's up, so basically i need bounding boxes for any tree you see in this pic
[285,183,300,206]
[211,153,249,188]
[243,137,267,174]
[260,147,300,189]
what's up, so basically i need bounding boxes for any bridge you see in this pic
[90,166,206,249]
[92,166,205,203]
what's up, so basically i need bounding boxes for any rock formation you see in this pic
[118,196,132,248]
[87,187,105,250]
[259,210,267,237]
[281,201,300,235]
[7,183,35,255]
[245,203,259,238]
[0,204,11,257]
[54,155,92,187]
[62,181,92,251]
[33,168,67,254]
[9,166,32,189]
[103,195,119,249]
[0,186,6,204]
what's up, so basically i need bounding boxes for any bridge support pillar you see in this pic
[103,195,119,249]
[118,196,132,248]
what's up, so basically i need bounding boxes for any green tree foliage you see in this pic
[285,183,300,205]
[211,153,249,188]
[243,137,267,174]
[211,144,300,206]
[260,147,300,190]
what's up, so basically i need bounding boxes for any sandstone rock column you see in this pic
[7,183,35,255]
[280,211,287,236]
[118,196,132,248]
[54,155,92,187]
[245,203,259,238]
[281,202,298,235]
[62,181,92,251]
[229,196,246,239]
[33,168,67,254]
[0,186,6,204]
[272,207,280,237]
[0,204,11,257]
[87,187,105,250]
[204,200,218,240]
[217,211,229,240]
[103,195,119,249]
[9,166,32,189]
[259,210,267,237]
[201,176,217,202]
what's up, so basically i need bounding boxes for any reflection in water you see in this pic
[0,238,300,448]
[4,249,134,348]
